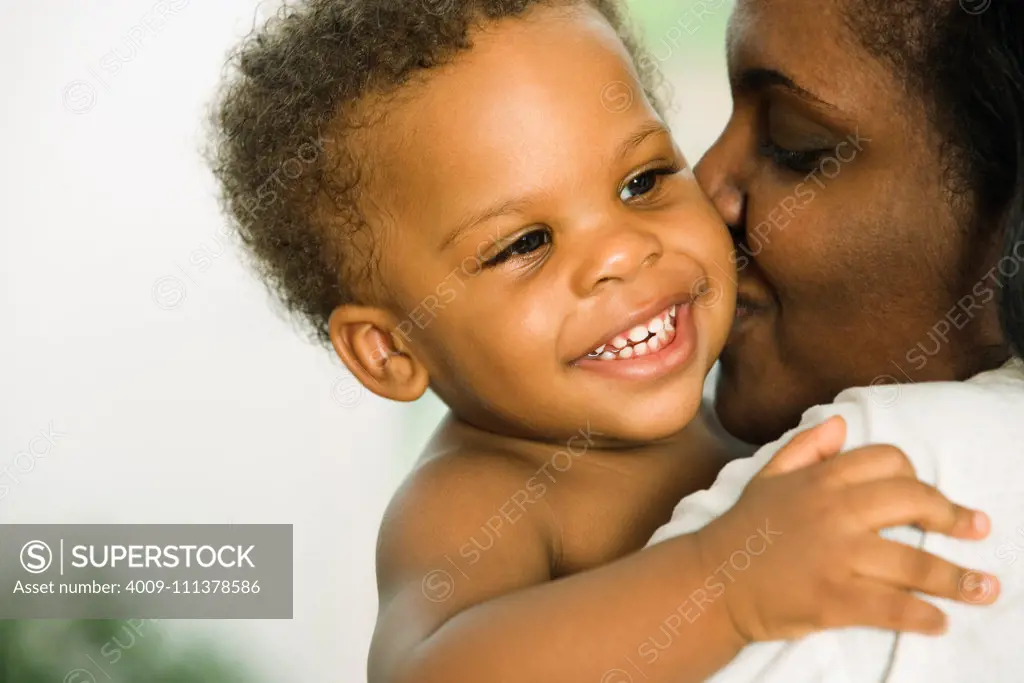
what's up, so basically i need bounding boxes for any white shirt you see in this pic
[648,359,1024,682]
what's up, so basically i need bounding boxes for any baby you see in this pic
[208,1,996,682]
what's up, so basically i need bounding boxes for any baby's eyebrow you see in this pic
[438,197,532,252]
[438,121,670,252]
[616,121,669,161]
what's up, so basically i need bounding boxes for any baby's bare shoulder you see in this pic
[368,440,562,678]
[375,441,558,591]
[389,445,547,531]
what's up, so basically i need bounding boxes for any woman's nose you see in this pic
[695,129,749,238]
[572,222,663,296]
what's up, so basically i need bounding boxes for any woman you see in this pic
[650,1,1024,680]
[695,0,1023,447]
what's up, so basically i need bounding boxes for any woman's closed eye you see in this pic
[758,140,831,175]
[760,103,842,175]
[485,228,552,267]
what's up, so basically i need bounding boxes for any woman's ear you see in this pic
[328,305,430,402]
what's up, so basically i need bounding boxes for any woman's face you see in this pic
[696,0,1008,445]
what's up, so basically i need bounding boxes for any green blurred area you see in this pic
[626,0,732,51]
[0,620,249,683]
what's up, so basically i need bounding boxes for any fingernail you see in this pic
[973,511,991,536]
[961,572,998,603]
[979,574,1000,600]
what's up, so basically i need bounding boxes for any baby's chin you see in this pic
[520,369,710,446]
[581,393,705,446]
[449,392,703,448]
[442,357,711,445]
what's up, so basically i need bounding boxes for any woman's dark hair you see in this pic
[848,0,1024,358]
[207,0,660,344]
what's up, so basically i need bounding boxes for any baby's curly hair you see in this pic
[208,0,663,344]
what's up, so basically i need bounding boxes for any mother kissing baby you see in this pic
[207,0,1024,681]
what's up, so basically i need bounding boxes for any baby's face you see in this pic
[359,3,735,444]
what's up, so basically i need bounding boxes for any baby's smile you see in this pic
[587,304,677,360]
[575,296,701,383]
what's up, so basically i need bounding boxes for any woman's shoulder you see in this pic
[800,357,1024,487]
[828,357,1024,426]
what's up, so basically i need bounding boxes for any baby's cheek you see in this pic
[457,321,538,379]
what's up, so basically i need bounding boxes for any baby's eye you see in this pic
[619,168,673,202]
[486,228,552,267]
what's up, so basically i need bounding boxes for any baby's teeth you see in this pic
[600,351,616,360]
[634,341,650,356]
[593,345,606,355]
[648,317,665,334]
[611,335,629,349]
[628,326,649,343]
[648,336,661,352]
[657,330,669,344]
[619,346,634,359]
[670,305,677,318]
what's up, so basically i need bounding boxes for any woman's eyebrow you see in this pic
[736,67,836,110]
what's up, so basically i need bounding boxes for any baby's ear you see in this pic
[328,305,429,402]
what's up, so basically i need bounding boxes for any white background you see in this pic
[0,1,730,680]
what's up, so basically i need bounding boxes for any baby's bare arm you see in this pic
[368,420,998,683]
[368,452,744,683]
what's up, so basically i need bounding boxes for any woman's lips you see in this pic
[735,292,772,317]
[732,293,774,336]
[735,301,757,319]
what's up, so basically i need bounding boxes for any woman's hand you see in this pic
[696,416,997,643]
